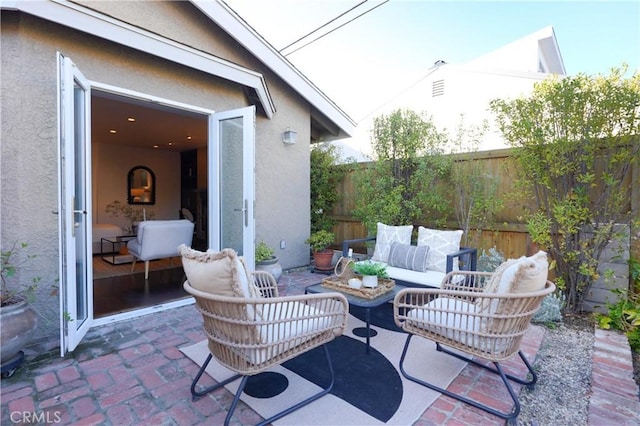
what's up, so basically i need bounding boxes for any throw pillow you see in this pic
[372,222,413,263]
[478,251,549,316]
[388,242,430,272]
[486,250,549,295]
[416,227,463,273]
[179,245,260,298]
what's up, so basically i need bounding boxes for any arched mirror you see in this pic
[127,166,155,205]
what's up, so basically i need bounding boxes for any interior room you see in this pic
[91,90,209,318]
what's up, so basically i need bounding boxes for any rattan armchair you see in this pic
[394,269,555,422]
[184,270,348,426]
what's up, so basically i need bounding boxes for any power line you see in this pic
[282,0,390,57]
[279,1,368,53]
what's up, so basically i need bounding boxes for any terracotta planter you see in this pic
[1,300,38,364]
[312,250,334,271]
[255,256,282,282]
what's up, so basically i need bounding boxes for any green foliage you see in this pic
[310,143,347,234]
[532,292,566,324]
[477,247,505,273]
[490,66,640,313]
[1,242,43,306]
[305,230,335,252]
[596,288,640,352]
[105,200,155,233]
[352,260,389,278]
[352,109,453,233]
[449,117,503,247]
[255,240,275,263]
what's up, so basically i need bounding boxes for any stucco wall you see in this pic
[1,8,312,344]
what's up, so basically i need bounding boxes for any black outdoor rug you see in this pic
[180,312,466,425]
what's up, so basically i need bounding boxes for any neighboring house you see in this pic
[0,0,354,353]
[342,26,566,158]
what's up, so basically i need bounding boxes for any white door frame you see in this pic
[209,106,256,266]
[57,54,93,354]
[58,65,257,353]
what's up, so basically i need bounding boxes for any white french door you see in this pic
[57,57,256,354]
[58,54,93,354]
[209,106,256,267]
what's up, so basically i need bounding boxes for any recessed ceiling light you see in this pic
[109,129,117,134]
[127,117,136,122]
[153,145,159,149]
[168,142,173,146]
[187,135,192,140]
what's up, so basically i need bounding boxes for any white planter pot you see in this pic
[362,275,378,288]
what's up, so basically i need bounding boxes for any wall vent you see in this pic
[432,79,444,97]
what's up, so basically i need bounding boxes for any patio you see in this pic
[1,269,638,425]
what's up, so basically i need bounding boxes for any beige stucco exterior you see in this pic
[1,1,353,344]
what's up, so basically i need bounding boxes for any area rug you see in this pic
[180,312,467,425]
[92,255,182,279]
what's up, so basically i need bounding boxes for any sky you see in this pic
[224,0,639,127]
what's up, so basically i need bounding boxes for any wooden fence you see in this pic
[329,147,639,263]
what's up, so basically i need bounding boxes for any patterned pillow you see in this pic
[388,242,430,272]
[416,227,463,273]
[372,222,413,263]
[179,245,260,298]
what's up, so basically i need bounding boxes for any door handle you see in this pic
[233,200,249,227]
[72,209,86,236]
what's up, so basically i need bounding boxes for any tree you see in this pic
[490,66,640,312]
[449,116,503,247]
[352,109,452,233]
[310,142,347,234]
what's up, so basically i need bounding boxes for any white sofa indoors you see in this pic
[342,223,477,288]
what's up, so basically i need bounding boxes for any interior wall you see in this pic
[92,143,181,230]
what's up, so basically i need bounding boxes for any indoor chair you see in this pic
[180,245,348,426]
[393,251,555,422]
[127,219,194,279]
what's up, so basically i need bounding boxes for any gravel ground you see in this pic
[517,317,595,426]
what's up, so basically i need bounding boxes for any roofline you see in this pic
[192,0,356,137]
[2,0,277,118]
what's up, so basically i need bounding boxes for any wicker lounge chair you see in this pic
[181,246,348,426]
[393,252,555,422]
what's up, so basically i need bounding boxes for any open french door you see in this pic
[209,106,256,266]
[58,54,93,354]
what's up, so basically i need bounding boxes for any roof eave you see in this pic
[2,0,276,118]
[191,0,356,138]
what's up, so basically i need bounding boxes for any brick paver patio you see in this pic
[1,269,638,425]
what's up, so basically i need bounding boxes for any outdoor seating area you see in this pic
[2,266,639,425]
[342,223,478,288]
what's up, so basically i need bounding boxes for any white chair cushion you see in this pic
[385,265,446,288]
[407,298,509,353]
[372,222,413,263]
[417,227,463,273]
[243,301,332,364]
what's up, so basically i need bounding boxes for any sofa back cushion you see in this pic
[416,227,463,273]
[372,222,413,263]
[388,242,430,272]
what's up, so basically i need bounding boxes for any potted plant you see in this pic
[352,260,388,288]
[1,242,43,376]
[305,230,335,271]
[255,240,282,282]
